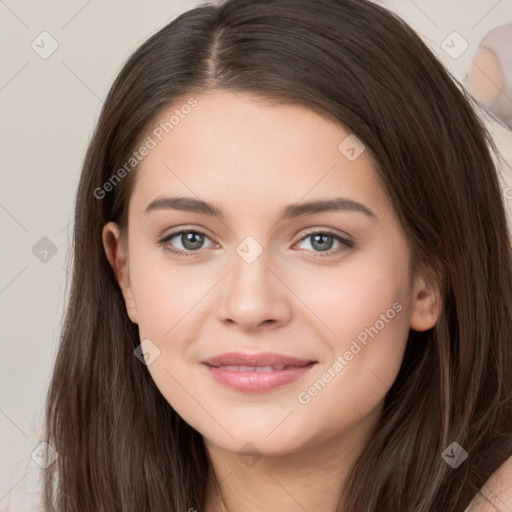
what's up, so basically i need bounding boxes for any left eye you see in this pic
[294,231,353,255]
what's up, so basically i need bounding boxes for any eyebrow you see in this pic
[144,195,377,221]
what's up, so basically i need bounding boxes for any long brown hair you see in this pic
[42,0,512,510]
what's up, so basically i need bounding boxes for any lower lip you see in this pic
[202,363,316,392]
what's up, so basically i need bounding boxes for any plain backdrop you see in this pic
[1,1,511,510]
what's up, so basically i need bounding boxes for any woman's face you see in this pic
[104,89,439,457]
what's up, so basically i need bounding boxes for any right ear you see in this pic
[102,222,138,324]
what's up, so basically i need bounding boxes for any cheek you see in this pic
[291,250,410,349]
[127,249,212,415]
[128,246,214,338]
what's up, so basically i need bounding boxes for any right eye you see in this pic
[159,229,216,256]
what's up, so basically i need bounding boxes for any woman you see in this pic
[42,0,512,510]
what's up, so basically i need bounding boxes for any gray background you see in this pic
[1,1,511,510]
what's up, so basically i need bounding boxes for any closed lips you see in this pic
[201,351,317,368]
[211,364,312,372]
[202,352,317,392]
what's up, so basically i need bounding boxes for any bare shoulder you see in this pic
[465,455,512,512]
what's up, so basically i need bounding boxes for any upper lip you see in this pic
[201,351,317,367]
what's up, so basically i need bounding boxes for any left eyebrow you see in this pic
[144,195,377,222]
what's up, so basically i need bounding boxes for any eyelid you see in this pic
[158,224,217,243]
[158,226,216,248]
[297,226,353,242]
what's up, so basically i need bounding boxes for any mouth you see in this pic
[209,364,311,372]
[201,352,317,392]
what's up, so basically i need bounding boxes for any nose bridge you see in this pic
[229,235,275,303]
[218,235,291,329]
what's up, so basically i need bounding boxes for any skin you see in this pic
[102,89,442,511]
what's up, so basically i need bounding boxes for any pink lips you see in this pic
[201,351,317,393]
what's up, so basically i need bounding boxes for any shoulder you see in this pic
[465,454,512,511]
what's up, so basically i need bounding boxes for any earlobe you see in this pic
[102,222,138,324]
[409,272,442,332]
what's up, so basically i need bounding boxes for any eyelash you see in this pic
[158,228,354,258]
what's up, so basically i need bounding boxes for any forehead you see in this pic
[129,89,391,221]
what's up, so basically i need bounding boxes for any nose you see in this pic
[217,245,293,332]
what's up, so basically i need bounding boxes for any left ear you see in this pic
[409,271,442,331]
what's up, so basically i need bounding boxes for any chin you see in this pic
[199,418,318,458]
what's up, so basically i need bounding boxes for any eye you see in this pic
[294,230,354,257]
[159,229,215,256]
